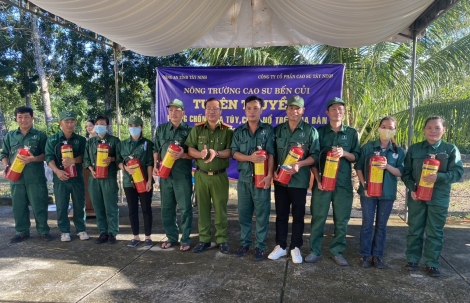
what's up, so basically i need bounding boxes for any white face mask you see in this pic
[378,128,396,141]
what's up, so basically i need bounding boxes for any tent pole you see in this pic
[405,32,418,223]
[114,44,123,204]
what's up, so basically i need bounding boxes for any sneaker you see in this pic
[77,231,90,240]
[192,242,211,253]
[405,262,419,271]
[144,239,153,248]
[267,245,287,260]
[40,234,53,241]
[61,233,71,242]
[372,257,385,269]
[427,267,441,277]
[127,239,140,248]
[95,233,109,244]
[360,256,371,268]
[290,247,303,264]
[218,242,230,254]
[305,253,322,263]
[10,234,30,243]
[108,234,116,244]
[333,254,349,266]
[254,248,264,261]
[234,246,250,258]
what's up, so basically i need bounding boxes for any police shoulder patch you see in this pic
[221,122,232,129]
[195,121,206,127]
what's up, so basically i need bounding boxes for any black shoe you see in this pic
[95,233,109,244]
[234,246,250,257]
[193,242,211,253]
[108,234,116,244]
[40,234,53,241]
[372,257,385,269]
[427,267,441,277]
[218,242,230,254]
[254,248,264,261]
[10,234,30,243]
[405,262,419,271]
[360,256,371,268]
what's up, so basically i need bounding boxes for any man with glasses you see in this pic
[153,99,193,251]
[268,95,320,264]
[185,97,234,254]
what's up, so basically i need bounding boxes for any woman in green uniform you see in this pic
[116,116,155,248]
[355,116,405,268]
[402,116,464,277]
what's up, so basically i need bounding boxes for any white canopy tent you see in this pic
[26,0,448,57]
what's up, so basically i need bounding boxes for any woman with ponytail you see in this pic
[355,116,405,269]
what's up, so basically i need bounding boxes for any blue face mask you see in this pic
[94,125,107,135]
[129,127,142,137]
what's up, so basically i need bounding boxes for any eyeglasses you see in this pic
[205,108,220,112]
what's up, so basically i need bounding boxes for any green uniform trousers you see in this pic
[160,176,193,244]
[11,183,50,236]
[88,177,119,236]
[406,199,448,268]
[194,170,229,244]
[237,181,271,250]
[54,181,86,234]
[310,186,353,256]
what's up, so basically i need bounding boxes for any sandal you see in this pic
[180,244,191,251]
[161,241,177,249]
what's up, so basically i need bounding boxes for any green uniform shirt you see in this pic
[45,131,86,183]
[231,121,275,182]
[83,134,121,179]
[354,140,405,200]
[316,124,361,190]
[402,140,463,207]
[0,127,47,184]
[116,136,154,187]
[274,120,320,188]
[185,121,234,172]
[153,121,192,178]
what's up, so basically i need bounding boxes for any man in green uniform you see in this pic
[268,95,320,264]
[402,116,464,277]
[1,106,52,242]
[307,97,361,266]
[46,111,88,242]
[186,97,234,254]
[153,99,193,251]
[84,115,120,244]
[231,95,275,261]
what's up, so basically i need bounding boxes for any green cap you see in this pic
[128,116,143,126]
[287,95,304,108]
[167,98,185,110]
[59,110,77,121]
[326,97,345,109]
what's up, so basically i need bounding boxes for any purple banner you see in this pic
[156,65,345,179]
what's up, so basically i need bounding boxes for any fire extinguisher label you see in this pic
[10,159,25,173]
[370,161,384,183]
[62,149,73,159]
[254,163,265,174]
[419,164,439,188]
[323,156,339,178]
[283,151,300,166]
[162,155,176,168]
[97,148,108,166]
[129,164,145,183]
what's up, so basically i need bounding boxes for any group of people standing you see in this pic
[1,95,463,278]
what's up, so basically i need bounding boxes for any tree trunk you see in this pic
[25,68,32,107]
[31,14,53,126]
[102,44,113,134]
[0,106,8,149]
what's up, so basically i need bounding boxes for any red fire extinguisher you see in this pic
[127,156,147,193]
[5,147,31,182]
[321,147,341,191]
[61,141,77,178]
[275,143,304,185]
[95,140,110,178]
[254,147,268,189]
[158,142,182,179]
[416,154,440,201]
[367,151,386,197]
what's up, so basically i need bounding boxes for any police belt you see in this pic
[196,167,226,176]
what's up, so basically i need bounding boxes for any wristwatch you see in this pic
[216,151,219,158]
